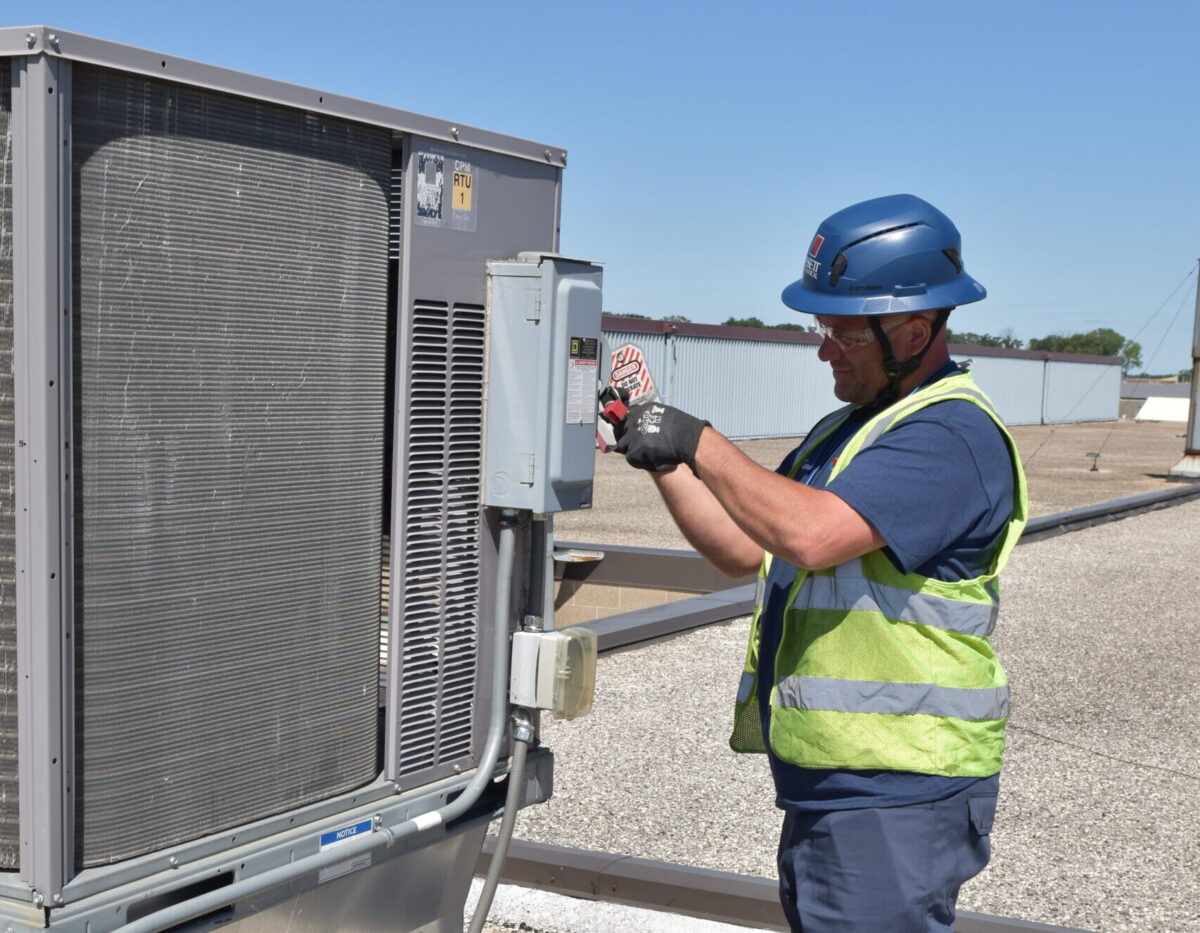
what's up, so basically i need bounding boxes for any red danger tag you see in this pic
[609,343,658,404]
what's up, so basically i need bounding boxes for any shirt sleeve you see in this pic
[825,401,1014,575]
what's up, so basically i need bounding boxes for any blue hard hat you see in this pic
[781,194,986,317]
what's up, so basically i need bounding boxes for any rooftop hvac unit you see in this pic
[0,26,599,933]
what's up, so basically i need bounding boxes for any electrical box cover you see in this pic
[484,254,603,513]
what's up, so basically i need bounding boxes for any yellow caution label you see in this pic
[452,171,473,211]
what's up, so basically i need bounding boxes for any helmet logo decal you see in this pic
[805,235,824,279]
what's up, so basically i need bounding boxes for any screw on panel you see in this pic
[450,126,459,139]
[32,893,43,908]
[52,894,63,905]
[453,763,462,773]
[47,34,59,45]
[544,149,552,161]
[169,855,179,868]
[25,33,36,47]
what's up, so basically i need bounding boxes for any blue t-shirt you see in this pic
[758,364,1016,811]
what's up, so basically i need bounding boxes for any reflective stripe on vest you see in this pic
[775,676,1011,721]
[797,557,999,637]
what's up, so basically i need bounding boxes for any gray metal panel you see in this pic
[952,354,1046,426]
[70,65,387,866]
[483,257,603,513]
[11,51,73,898]
[1121,380,1191,400]
[387,139,559,786]
[0,59,18,872]
[402,140,560,311]
[2,27,566,169]
[1043,360,1121,423]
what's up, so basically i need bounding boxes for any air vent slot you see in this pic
[395,302,484,776]
[0,59,19,870]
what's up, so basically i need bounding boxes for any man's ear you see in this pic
[897,315,931,360]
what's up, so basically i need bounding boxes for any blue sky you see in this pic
[12,0,1199,373]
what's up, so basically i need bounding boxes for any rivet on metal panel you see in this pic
[544,149,552,161]
[52,894,63,905]
[32,894,43,908]
[453,763,462,773]
[169,855,179,868]
[560,152,567,166]
[450,126,459,139]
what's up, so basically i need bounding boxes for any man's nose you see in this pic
[817,336,843,362]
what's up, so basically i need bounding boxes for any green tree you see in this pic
[608,312,649,320]
[723,316,765,328]
[1028,327,1141,373]
[772,322,812,332]
[946,329,1023,349]
[659,314,692,323]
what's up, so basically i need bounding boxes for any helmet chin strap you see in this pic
[866,309,950,408]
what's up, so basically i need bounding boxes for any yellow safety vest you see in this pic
[729,372,1028,777]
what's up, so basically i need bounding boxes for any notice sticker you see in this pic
[453,168,473,211]
[567,336,599,425]
[415,152,477,232]
[450,158,477,232]
[317,819,375,885]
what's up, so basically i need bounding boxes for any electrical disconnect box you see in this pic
[484,253,604,513]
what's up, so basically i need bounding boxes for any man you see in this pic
[615,194,1028,932]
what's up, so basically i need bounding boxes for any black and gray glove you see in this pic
[614,401,710,473]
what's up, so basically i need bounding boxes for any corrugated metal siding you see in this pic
[0,63,18,870]
[669,337,838,439]
[951,354,1046,426]
[604,327,1121,436]
[70,66,388,866]
[1043,360,1121,423]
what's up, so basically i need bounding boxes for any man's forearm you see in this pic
[692,428,884,571]
[651,467,764,577]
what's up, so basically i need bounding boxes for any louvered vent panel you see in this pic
[71,66,389,866]
[388,155,403,262]
[0,64,19,869]
[395,303,484,775]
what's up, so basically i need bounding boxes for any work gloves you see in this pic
[615,401,710,474]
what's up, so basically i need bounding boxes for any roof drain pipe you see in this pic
[120,509,525,933]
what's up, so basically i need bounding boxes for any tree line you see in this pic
[607,313,1166,377]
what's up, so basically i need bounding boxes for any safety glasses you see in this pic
[814,316,914,353]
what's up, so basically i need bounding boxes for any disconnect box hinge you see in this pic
[525,288,542,323]
[521,454,536,486]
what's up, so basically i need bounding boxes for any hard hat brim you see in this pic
[781,275,986,317]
